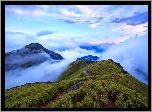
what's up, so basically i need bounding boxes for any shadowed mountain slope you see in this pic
[5,43,63,71]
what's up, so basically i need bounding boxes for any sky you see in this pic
[5,5,148,89]
[5,5,148,52]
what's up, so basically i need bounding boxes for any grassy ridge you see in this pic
[47,78,148,108]
[57,60,94,81]
[5,59,148,108]
[5,80,82,108]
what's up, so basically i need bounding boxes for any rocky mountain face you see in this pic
[5,43,64,71]
[25,43,63,60]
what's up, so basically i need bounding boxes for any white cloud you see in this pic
[5,31,82,53]
[89,23,101,28]
[60,8,81,18]
[5,59,72,90]
[5,31,39,52]
[121,5,148,17]
[5,5,148,31]
[98,42,115,50]
[99,33,148,84]
[6,37,107,89]
[109,22,148,36]
[39,5,50,10]
[5,7,57,17]
[56,47,103,61]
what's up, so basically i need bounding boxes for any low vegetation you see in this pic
[5,59,148,108]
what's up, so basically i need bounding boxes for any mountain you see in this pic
[25,43,63,60]
[5,43,64,71]
[80,45,105,53]
[77,55,100,61]
[5,59,148,108]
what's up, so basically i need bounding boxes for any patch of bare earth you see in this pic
[113,76,119,82]
[83,70,94,76]
[101,95,116,108]
[108,75,119,82]
[98,83,116,108]
[98,93,116,108]
[38,87,72,108]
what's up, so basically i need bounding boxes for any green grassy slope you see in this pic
[5,59,148,108]
[57,60,94,81]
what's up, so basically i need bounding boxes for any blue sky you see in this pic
[5,5,148,52]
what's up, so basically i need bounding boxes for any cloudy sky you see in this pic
[5,5,148,88]
[5,5,148,52]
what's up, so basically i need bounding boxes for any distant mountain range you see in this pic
[77,55,100,61]
[80,45,105,53]
[5,43,64,71]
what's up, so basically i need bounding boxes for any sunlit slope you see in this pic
[5,59,148,108]
[58,59,148,97]
[58,59,128,81]
[57,60,94,81]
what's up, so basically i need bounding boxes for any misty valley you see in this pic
[5,43,148,108]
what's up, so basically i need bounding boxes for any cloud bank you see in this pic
[5,43,105,90]
[5,58,73,90]
[5,29,148,91]
[5,31,81,53]
[98,33,148,85]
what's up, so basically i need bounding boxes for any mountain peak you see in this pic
[25,43,44,51]
[5,43,64,71]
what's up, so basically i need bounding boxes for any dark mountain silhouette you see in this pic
[5,43,64,71]
[80,45,105,53]
[77,55,99,61]
[25,43,63,60]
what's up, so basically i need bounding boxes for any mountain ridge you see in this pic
[77,55,99,61]
[5,59,148,108]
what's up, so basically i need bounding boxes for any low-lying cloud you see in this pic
[5,43,104,90]
[5,48,50,65]
[5,32,148,90]
[55,47,103,61]
[98,33,148,85]
[5,58,72,90]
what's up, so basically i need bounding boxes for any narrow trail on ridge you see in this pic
[38,86,72,108]
[38,63,118,108]
[83,70,94,76]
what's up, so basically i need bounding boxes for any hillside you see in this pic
[5,43,63,71]
[5,59,148,108]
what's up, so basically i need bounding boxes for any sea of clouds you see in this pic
[98,33,148,85]
[5,33,148,90]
